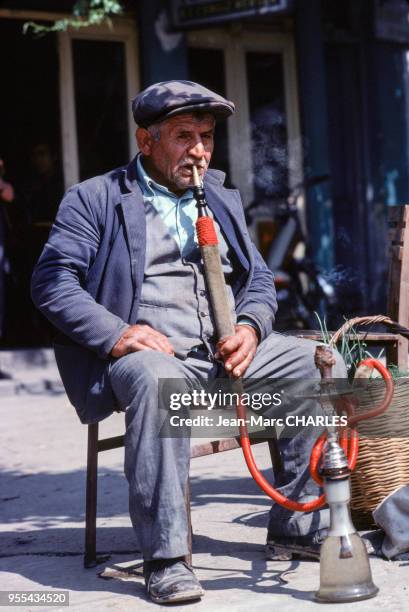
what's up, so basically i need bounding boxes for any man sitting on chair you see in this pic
[31,80,346,605]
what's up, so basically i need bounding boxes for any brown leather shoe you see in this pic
[143,557,205,604]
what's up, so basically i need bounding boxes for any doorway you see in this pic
[0,15,139,346]
[58,21,139,188]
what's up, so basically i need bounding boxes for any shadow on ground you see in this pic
[1,466,276,525]
[0,464,321,603]
[0,532,312,604]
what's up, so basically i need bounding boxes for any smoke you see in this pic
[321,265,357,287]
[248,104,313,205]
[249,104,289,198]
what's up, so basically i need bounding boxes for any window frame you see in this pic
[187,28,303,210]
[58,20,139,189]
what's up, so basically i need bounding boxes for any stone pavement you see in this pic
[0,352,408,611]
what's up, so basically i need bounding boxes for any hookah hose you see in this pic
[236,359,393,511]
[192,168,394,512]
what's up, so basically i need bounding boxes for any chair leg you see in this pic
[184,479,193,566]
[84,423,99,568]
[267,438,282,477]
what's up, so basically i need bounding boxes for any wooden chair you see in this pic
[84,424,281,567]
[83,204,409,568]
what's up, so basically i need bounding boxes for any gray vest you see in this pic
[137,201,237,358]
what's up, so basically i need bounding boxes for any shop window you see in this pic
[187,30,301,218]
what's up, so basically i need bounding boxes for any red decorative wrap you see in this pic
[196,216,219,246]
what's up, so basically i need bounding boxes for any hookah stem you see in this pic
[191,165,237,342]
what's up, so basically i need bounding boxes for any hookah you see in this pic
[191,165,394,603]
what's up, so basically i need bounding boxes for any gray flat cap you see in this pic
[132,80,235,127]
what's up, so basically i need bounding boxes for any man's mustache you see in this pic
[180,158,208,169]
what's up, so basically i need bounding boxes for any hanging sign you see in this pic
[170,0,292,29]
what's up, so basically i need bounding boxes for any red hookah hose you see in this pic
[237,359,393,511]
[196,214,394,511]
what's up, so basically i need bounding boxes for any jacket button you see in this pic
[200,290,206,296]
[200,311,208,317]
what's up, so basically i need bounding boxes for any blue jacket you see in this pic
[31,157,277,424]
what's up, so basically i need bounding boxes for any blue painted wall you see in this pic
[323,0,409,314]
[364,40,409,311]
[294,0,334,273]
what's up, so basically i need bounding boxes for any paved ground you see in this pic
[0,352,408,611]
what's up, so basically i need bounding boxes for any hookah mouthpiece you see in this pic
[192,165,201,188]
[192,166,208,216]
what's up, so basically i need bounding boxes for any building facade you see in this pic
[1,0,409,344]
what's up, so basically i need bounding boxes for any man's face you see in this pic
[136,113,215,194]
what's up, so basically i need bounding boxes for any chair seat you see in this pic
[286,331,400,343]
[96,432,270,458]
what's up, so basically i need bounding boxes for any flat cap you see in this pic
[132,80,235,127]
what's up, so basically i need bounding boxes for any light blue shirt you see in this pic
[136,155,199,258]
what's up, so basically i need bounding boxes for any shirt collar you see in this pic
[136,154,193,202]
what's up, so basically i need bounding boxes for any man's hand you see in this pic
[111,324,175,358]
[215,324,259,378]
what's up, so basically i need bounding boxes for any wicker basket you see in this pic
[330,316,409,526]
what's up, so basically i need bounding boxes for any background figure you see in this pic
[23,142,63,268]
[5,143,64,346]
[24,143,63,344]
[0,158,14,341]
[26,143,62,224]
[0,144,63,347]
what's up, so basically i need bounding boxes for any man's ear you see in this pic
[136,127,153,155]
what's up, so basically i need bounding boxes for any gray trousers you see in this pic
[109,332,347,561]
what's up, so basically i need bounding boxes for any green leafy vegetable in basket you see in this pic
[314,313,409,382]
